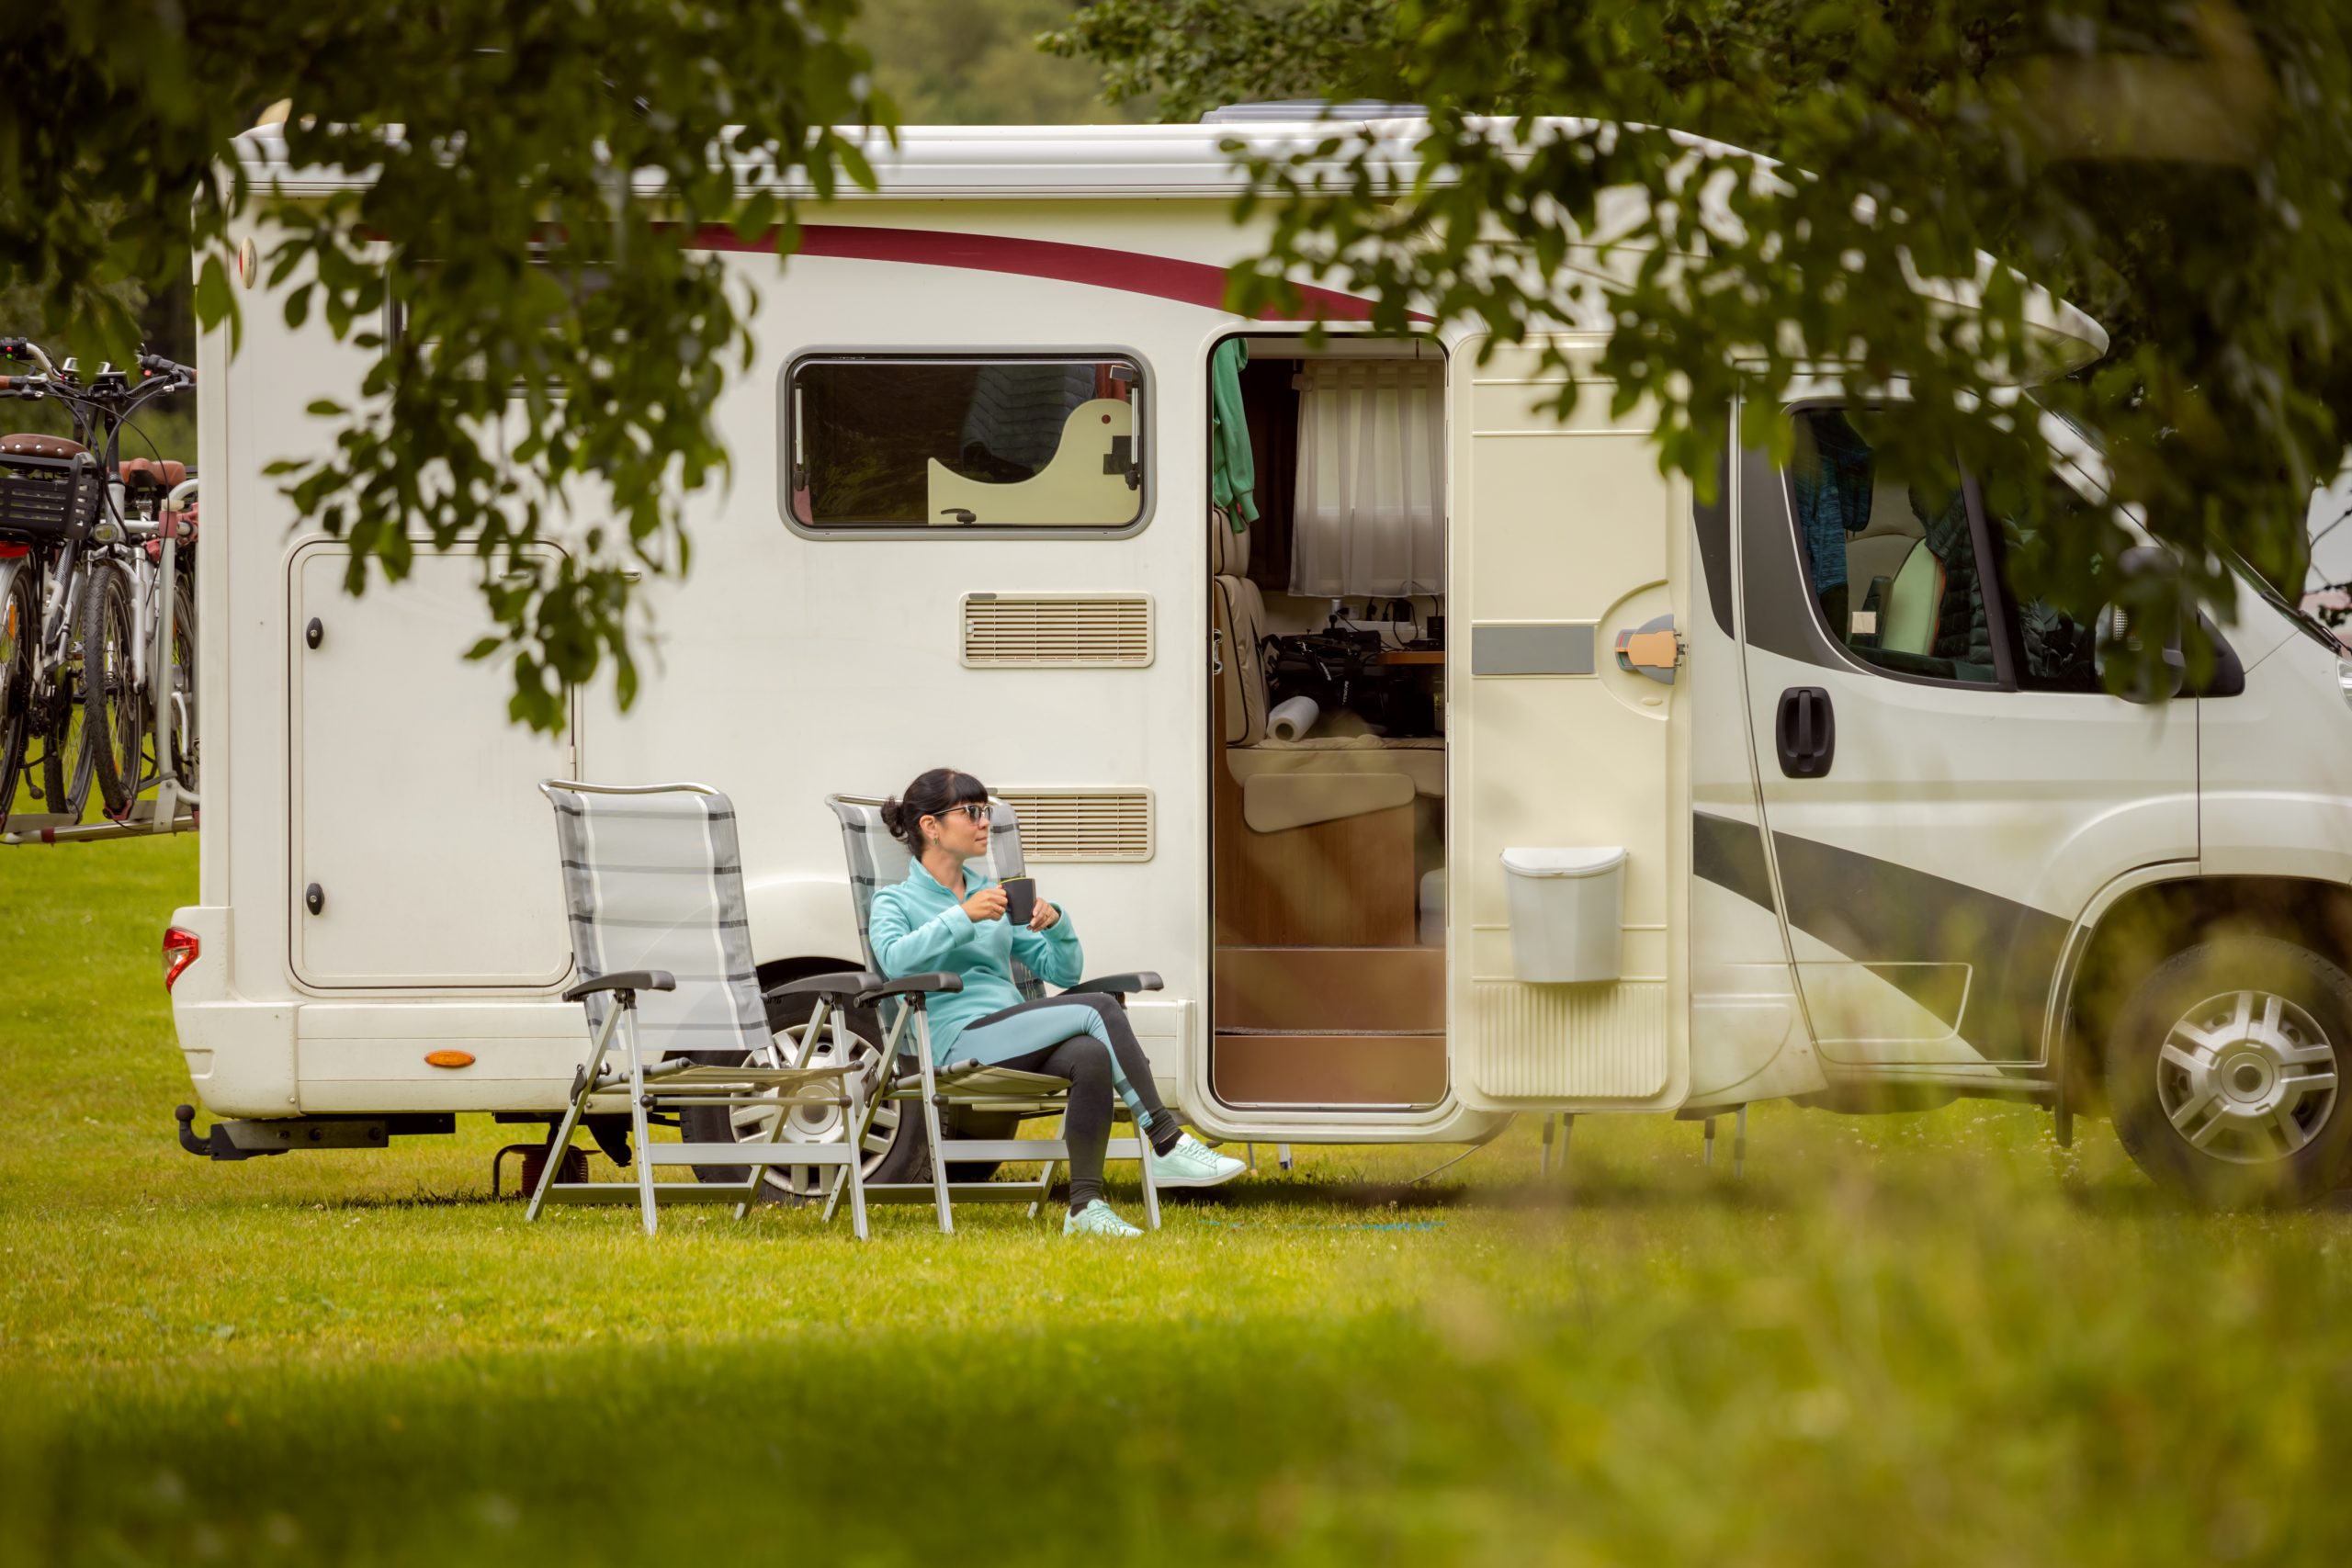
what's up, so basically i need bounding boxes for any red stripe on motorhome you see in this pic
[686,223,1410,322]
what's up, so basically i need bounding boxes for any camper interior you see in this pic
[1207,337,1450,1110]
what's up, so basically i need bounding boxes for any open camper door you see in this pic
[1446,336,1690,1113]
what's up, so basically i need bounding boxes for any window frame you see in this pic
[777,347,1156,540]
[1776,399,2022,694]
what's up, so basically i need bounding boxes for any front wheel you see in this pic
[81,560,142,818]
[2105,934,2352,1207]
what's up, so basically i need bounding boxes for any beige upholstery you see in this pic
[1242,772,1415,833]
[1213,572,1271,745]
[1879,538,1946,656]
[1837,475,1933,637]
[1222,735,1444,799]
[1212,504,1251,575]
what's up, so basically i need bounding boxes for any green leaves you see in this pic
[3,0,890,733]
[1069,0,2352,682]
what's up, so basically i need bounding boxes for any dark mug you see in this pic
[1001,875,1037,926]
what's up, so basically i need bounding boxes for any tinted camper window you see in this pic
[785,355,1147,532]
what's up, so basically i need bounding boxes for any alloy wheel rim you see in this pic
[728,1021,901,1198]
[2155,988,2340,1164]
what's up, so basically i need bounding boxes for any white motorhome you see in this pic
[167,118,2352,1205]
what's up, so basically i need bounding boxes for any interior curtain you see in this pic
[1287,361,1446,599]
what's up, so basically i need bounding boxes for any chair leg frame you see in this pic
[526,999,628,1223]
[531,992,871,1240]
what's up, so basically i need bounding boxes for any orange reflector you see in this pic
[424,1050,475,1069]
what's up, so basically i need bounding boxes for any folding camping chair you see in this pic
[811,794,1166,1234]
[526,780,878,1237]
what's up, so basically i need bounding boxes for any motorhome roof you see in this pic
[232,118,2107,371]
[232,118,1744,199]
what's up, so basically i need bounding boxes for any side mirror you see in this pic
[2093,545,2187,703]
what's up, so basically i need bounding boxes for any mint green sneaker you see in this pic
[1147,1133,1248,1190]
[1064,1200,1144,1238]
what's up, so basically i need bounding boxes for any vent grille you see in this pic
[962,594,1152,667]
[1000,790,1154,862]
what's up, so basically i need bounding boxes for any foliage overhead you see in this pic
[4,1,890,729]
[1050,0,2352,675]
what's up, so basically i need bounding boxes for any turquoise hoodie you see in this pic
[867,860,1085,1063]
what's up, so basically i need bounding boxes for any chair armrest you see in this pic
[562,969,675,1003]
[763,970,884,1004]
[857,973,965,1007]
[1064,972,1163,1000]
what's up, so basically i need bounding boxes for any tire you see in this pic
[679,991,929,1204]
[80,560,142,818]
[2104,933,2352,1207]
[164,570,196,793]
[38,602,93,823]
[0,563,35,831]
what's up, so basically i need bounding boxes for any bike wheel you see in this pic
[40,615,94,824]
[80,560,142,818]
[164,570,196,795]
[0,562,36,830]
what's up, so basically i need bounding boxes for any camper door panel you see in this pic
[1448,340,1686,1112]
[1734,432,2197,1070]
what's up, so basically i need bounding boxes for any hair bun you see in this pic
[879,797,910,842]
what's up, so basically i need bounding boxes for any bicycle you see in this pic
[0,339,197,831]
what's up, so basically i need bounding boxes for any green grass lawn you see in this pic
[4,837,2349,1566]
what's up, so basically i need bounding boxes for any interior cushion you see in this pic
[1211,505,1251,577]
[1241,771,1416,833]
[1879,538,1947,656]
[1212,573,1269,746]
[1223,737,1443,798]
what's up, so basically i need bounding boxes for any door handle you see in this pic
[1776,686,1835,778]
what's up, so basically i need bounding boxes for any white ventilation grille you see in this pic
[1000,790,1154,862]
[1471,981,1670,1100]
[962,594,1152,667]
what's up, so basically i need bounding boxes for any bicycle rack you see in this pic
[4,478,200,849]
[4,798,197,846]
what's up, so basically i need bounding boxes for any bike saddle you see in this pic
[119,457,187,488]
[0,434,85,459]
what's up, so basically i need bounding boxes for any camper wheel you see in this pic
[2105,934,2352,1207]
[678,992,926,1203]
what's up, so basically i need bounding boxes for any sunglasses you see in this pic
[934,803,991,825]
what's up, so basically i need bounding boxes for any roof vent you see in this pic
[962,593,1152,668]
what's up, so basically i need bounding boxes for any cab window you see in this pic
[1787,408,2001,686]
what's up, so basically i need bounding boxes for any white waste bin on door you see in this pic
[1499,847,1626,983]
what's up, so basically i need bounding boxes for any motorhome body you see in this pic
[169,120,2352,1202]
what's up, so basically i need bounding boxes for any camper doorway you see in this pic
[1207,336,1450,1112]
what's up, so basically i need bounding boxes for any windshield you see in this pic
[2228,549,2352,658]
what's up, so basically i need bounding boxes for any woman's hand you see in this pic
[961,886,1008,923]
[1028,900,1060,931]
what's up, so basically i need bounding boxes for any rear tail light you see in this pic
[163,926,199,992]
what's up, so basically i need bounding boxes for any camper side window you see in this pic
[1786,409,2002,687]
[783,355,1147,532]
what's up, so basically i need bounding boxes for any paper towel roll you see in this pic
[1267,694,1320,742]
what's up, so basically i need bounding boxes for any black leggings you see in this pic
[972,993,1182,1211]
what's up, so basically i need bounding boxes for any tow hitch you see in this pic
[175,1105,455,1160]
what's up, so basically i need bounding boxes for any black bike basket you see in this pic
[0,450,102,543]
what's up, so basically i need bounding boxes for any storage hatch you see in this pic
[289,546,575,988]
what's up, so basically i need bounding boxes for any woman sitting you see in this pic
[869,767,1245,1236]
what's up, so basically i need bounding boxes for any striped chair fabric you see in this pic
[548,783,770,1063]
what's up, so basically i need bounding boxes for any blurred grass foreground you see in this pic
[5,838,2351,1566]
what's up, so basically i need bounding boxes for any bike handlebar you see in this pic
[0,337,56,376]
